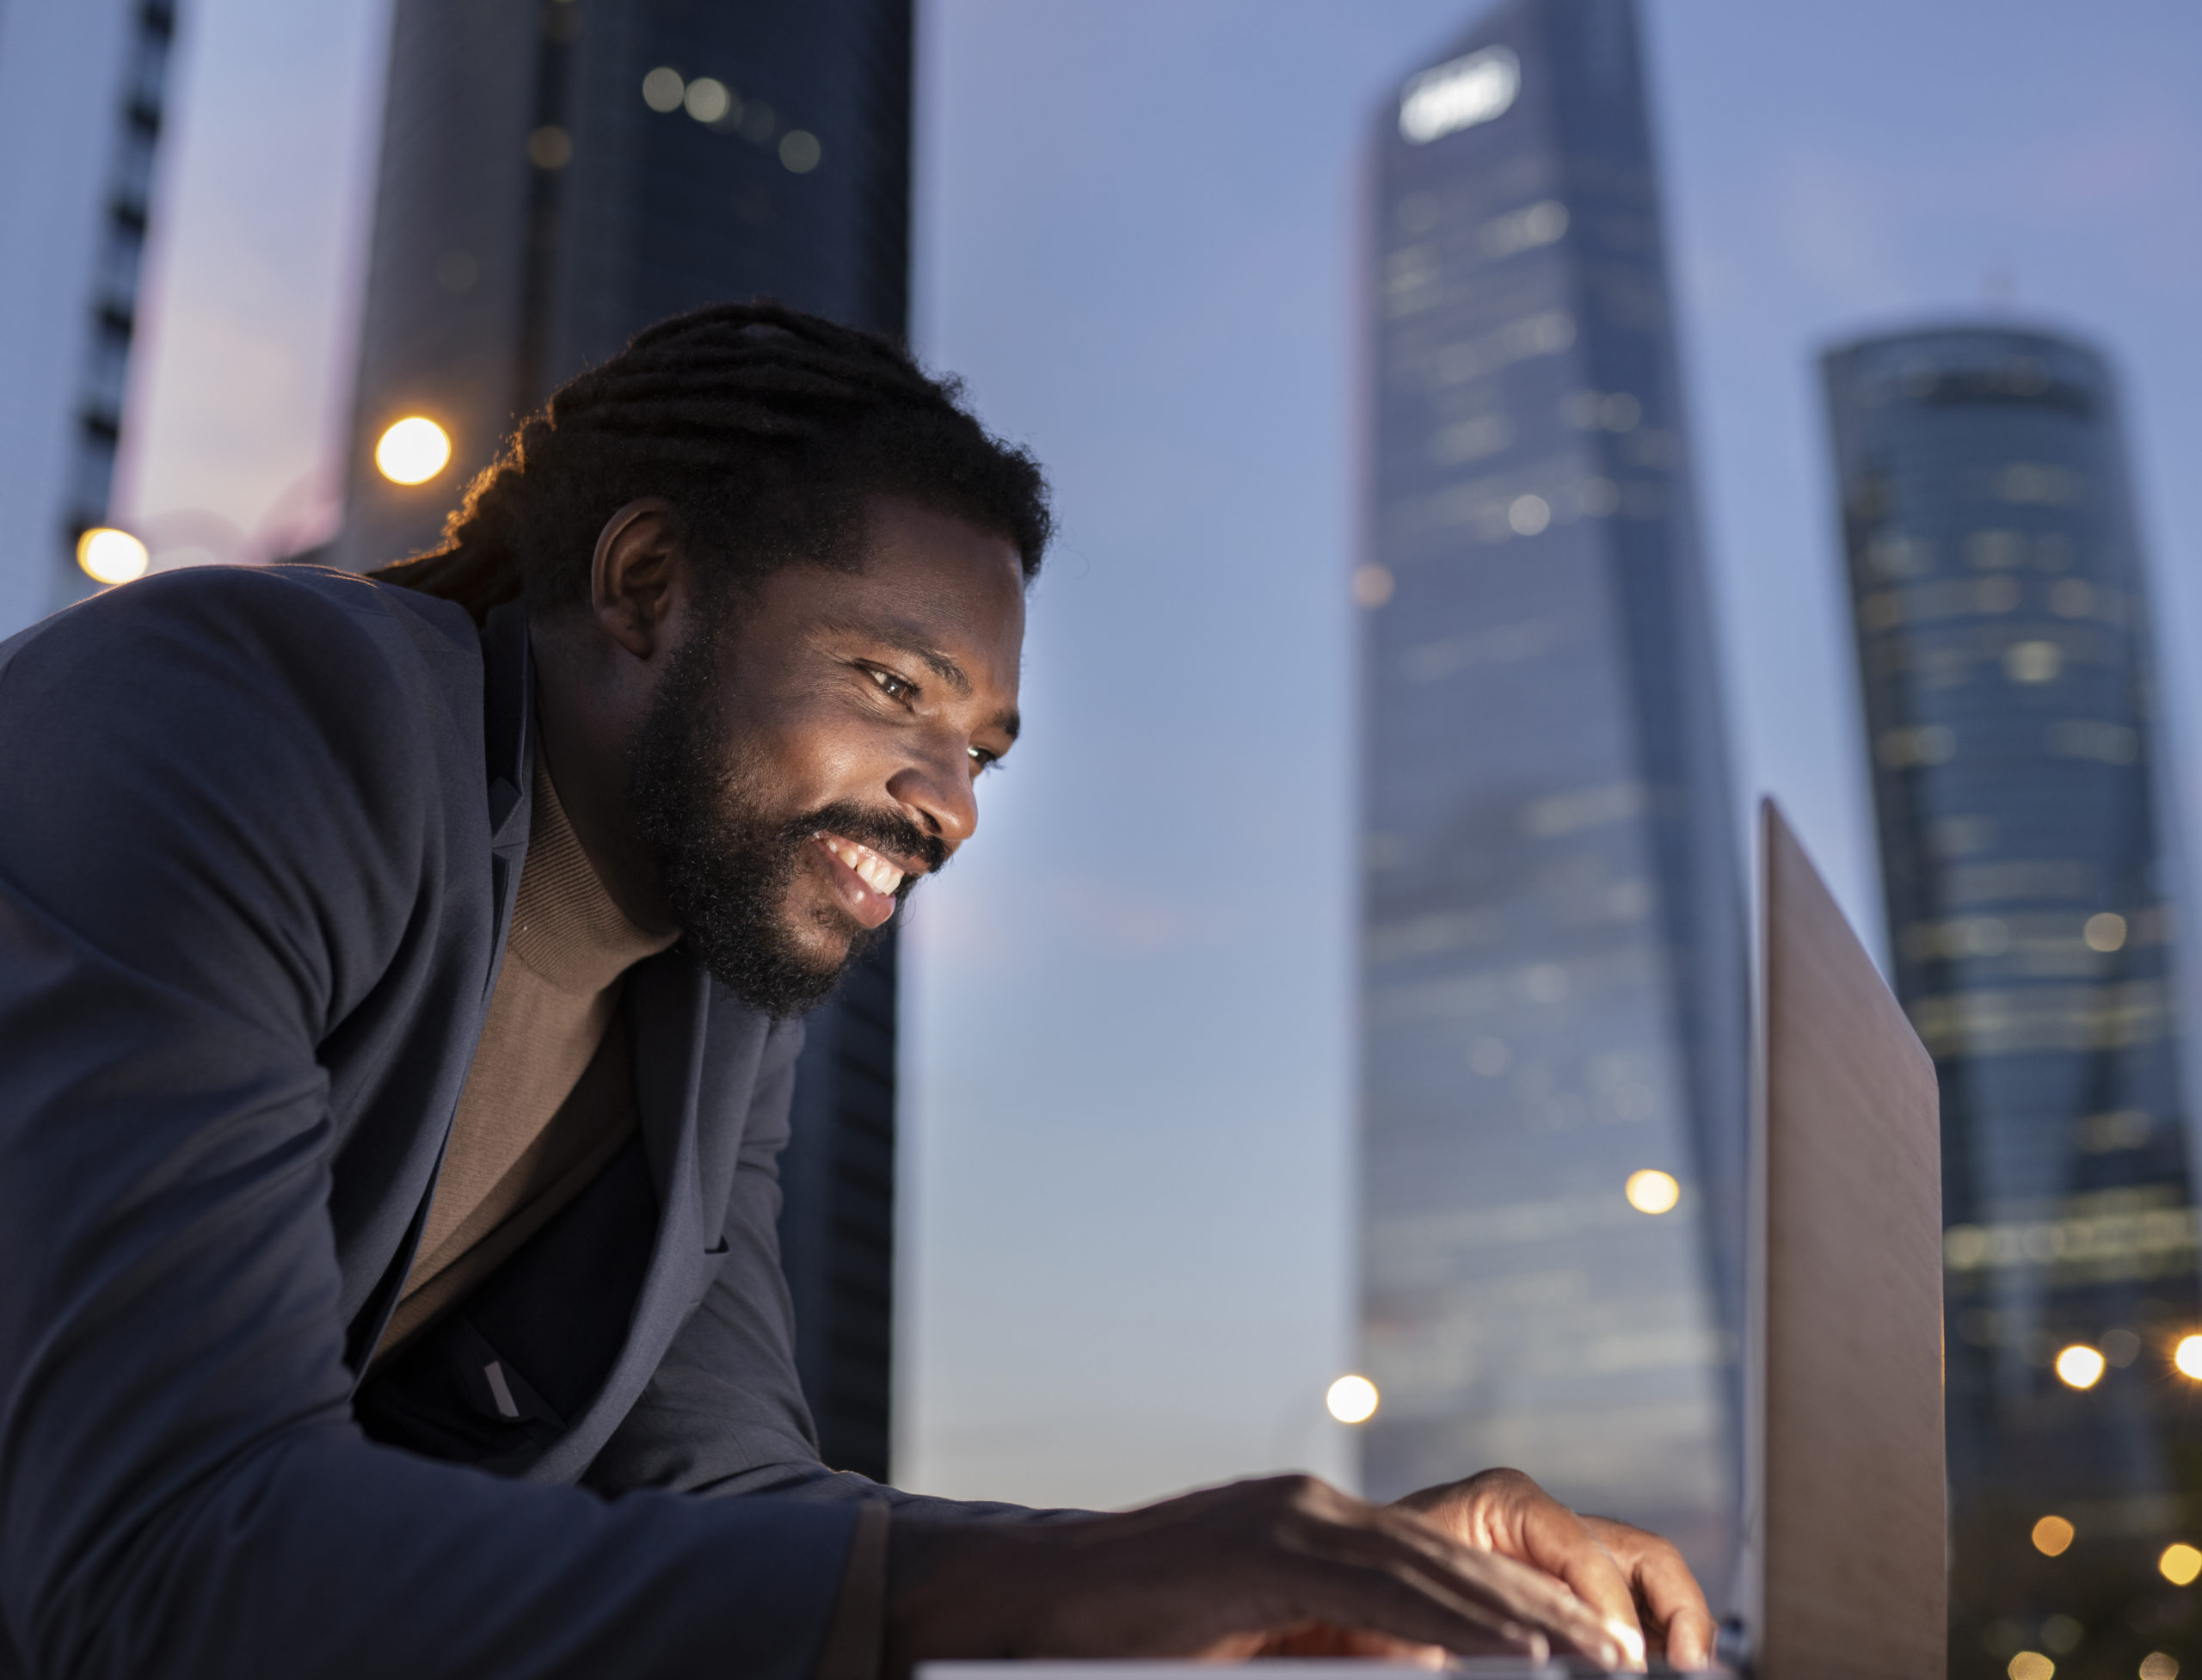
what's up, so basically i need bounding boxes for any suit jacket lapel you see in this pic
[522,953,768,1482]
[343,599,533,1374]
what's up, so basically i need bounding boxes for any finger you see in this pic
[1280,1504,1630,1666]
[1581,1518,1717,1669]
[1399,1474,1645,1668]
[1510,1506,1645,1666]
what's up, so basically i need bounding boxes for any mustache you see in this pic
[790,801,948,896]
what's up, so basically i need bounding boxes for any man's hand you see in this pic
[883,1474,1639,1677]
[1391,1468,1718,1670]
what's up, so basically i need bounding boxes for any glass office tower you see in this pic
[1826,326,2202,1673]
[337,0,913,1480]
[0,0,180,633]
[1356,0,1746,1575]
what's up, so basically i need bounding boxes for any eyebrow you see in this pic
[827,617,1020,742]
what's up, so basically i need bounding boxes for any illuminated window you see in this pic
[1507,494,1550,536]
[1399,46,1519,144]
[2082,913,2125,952]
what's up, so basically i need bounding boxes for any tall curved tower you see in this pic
[1355,0,1746,1580]
[1825,323,2202,1673]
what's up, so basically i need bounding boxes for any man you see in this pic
[0,304,1711,1677]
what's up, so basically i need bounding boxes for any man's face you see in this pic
[630,496,1025,1015]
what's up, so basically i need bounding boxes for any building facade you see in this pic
[1356,0,1746,1576]
[0,0,180,635]
[340,0,913,1479]
[1825,324,2202,1673]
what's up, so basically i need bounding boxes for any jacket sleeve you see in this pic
[0,570,856,1680]
[586,1018,1086,1524]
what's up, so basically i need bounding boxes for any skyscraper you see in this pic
[1356,0,1746,1575]
[1825,324,2202,1673]
[0,0,180,635]
[338,0,913,1480]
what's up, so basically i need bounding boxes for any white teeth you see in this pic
[822,835,904,898]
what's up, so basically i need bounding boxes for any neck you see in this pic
[527,613,682,940]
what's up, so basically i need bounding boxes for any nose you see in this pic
[886,734,979,850]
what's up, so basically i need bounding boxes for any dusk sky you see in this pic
[120,0,2202,1511]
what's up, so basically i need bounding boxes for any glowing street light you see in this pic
[375,416,452,485]
[2029,1514,2074,1557]
[1326,1375,1379,1425]
[1625,1169,1681,1215]
[2053,1345,2106,1390]
[77,526,149,585]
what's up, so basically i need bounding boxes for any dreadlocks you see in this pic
[367,300,1051,623]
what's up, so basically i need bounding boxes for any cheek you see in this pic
[729,700,892,816]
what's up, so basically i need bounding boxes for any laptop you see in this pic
[924,800,1946,1678]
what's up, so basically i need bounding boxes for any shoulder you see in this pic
[1,563,483,766]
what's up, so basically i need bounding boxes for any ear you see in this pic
[589,497,686,659]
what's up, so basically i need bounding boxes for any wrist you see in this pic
[883,1521,1040,1679]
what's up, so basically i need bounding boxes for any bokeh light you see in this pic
[76,526,150,586]
[2158,1542,2202,1586]
[2174,1334,2202,1379]
[2006,1655,2051,1680]
[683,76,731,123]
[641,66,684,112]
[1326,1374,1379,1425]
[375,416,451,485]
[1625,1169,1681,1215]
[2082,912,2126,952]
[779,129,821,173]
[2029,1514,2074,1557]
[2053,1345,2105,1389]
[526,125,571,169]
[2140,1652,2180,1680]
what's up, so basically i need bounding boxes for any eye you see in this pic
[865,666,917,702]
[968,746,1001,775]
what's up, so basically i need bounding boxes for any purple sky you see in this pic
[121,0,2202,1510]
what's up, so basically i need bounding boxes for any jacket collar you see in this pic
[482,600,533,847]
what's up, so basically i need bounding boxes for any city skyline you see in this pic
[1354,0,1744,1577]
[85,0,2202,1512]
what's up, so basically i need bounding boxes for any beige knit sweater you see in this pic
[373,750,677,1360]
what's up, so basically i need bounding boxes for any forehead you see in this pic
[747,497,1026,676]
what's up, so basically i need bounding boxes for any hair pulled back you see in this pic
[369,300,1050,623]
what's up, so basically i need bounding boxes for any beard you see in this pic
[628,626,945,1018]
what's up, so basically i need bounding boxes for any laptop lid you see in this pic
[1746,799,1945,1678]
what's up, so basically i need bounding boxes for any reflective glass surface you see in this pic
[1826,325,2202,1671]
[1356,0,1745,1578]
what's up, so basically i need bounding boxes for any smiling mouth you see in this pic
[812,831,914,930]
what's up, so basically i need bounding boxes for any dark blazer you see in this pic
[0,566,1029,1680]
